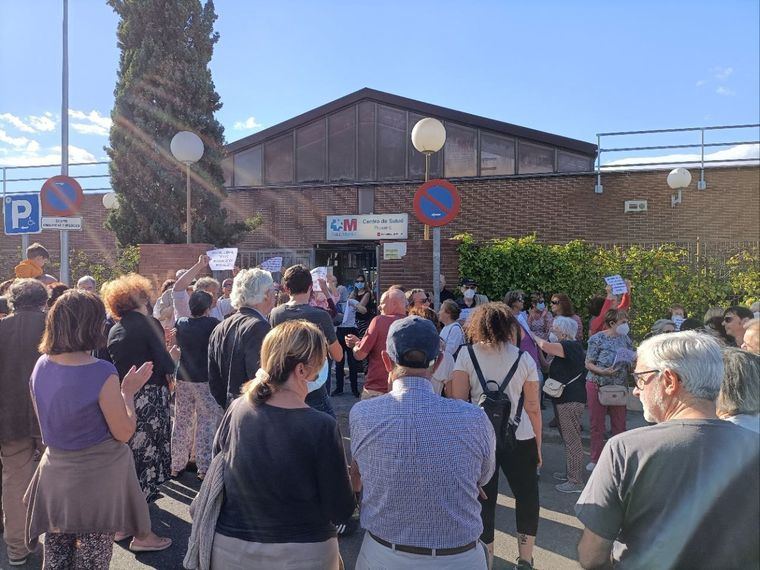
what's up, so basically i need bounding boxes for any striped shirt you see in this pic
[349,376,496,549]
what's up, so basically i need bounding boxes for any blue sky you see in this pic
[1,0,758,190]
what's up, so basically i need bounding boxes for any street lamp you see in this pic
[171,131,204,243]
[102,191,119,210]
[667,167,691,208]
[411,118,446,310]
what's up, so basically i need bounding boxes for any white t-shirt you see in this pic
[430,351,455,396]
[454,342,539,440]
[440,322,465,356]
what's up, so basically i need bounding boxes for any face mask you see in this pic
[616,323,630,336]
[755,311,760,320]
[306,359,329,393]
[463,289,476,300]
[548,332,559,343]
[536,302,546,311]
[355,282,365,290]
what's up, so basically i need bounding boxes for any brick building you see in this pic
[2,88,758,290]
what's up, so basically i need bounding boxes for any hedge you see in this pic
[456,234,759,341]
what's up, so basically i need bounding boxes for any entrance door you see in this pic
[315,243,378,290]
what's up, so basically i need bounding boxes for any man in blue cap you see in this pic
[349,316,496,569]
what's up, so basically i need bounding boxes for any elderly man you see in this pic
[346,287,407,399]
[207,268,275,408]
[0,279,48,566]
[576,331,759,570]
[349,316,495,569]
[76,275,96,292]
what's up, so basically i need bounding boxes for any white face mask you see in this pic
[306,359,329,393]
[616,323,630,336]
[463,289,476,300]
[548,332,559,343]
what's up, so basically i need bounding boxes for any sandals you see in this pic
[129,536,172,553]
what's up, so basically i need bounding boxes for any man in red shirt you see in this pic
[347,288,407,399]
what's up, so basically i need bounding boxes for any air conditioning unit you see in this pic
[624,200,648,213]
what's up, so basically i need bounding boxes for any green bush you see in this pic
[69,245,140,286]
[456,234,758,341]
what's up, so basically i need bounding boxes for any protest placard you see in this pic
[604,275,628,295]
[206,248,238,271]
[261,256,283,273]
[311,267,328,291]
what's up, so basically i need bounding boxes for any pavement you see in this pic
[2,387,647,570]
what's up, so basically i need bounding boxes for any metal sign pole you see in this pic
[59,0,70,284]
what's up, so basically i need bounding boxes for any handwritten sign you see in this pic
[206,248,238,271]
[604,275,628,295]
[310,267,328,291]
[261,256,283,273]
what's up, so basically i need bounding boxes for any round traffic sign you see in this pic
[413,179,461,227]
[41,175,84,217]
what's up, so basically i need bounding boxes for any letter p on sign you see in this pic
[12,200,31,227]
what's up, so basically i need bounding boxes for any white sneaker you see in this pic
[586,462,596,472]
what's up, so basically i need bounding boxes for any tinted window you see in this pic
[329,107,356,182]
[264,134,294,184]
[221,156,234,186]
[443,123,477,178]
[358,102,376,181]
[234,145,262,186]
[296,120,325,183]
[518,141,554,174]
[558,151,592,173]
[480,132,515,176]
[377,105,406,180]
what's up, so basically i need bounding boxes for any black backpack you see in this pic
[467,345,525,453]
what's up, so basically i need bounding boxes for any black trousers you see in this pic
[480,437,540,543]
[335,327,360,393]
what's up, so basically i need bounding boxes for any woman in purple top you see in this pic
[26,291,171,568]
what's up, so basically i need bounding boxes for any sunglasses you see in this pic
[463,285,477,289]
[723,316,735,323]
[550,300,559,305]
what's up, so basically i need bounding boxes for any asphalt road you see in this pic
[2,394,645,570]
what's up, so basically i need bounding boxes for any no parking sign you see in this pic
[413,179,461,227]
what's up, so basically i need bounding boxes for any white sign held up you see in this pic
[604,275,628,295]
[261,256,283,273]
[310,267,328,291]
[207,248,238,271]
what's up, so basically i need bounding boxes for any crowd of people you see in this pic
[0,241,758,569]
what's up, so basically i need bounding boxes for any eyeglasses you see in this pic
[632,369,661,390]
[723,316,735,323]
[463,285,477,290]
[550,300,559,305]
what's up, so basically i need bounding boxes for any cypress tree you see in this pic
[105,0,248,246]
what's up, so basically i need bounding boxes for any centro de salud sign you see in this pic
[326,214,408,241]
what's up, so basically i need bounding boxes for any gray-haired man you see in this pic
[350,316,495,569]
[576,331,759,569]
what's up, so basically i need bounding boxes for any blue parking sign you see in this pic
[4,193,42,235]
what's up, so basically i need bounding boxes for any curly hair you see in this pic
[466,302,517,345]
[101,273,153,319]
[408,306,440,329]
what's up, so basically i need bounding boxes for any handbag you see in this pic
[598,384,628,406]
[543,371,584,398]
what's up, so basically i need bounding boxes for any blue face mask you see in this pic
[306,359,329,393]
[536,302,546,311]
[355,282,365,290]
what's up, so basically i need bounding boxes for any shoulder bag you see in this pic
[543,371,584,398]
[598,384,628,406]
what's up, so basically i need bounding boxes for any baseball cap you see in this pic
[461,277,477,287]
[386,316,440,368]
[222,278,233,287]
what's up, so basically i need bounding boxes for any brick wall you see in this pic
[2,166,757,290]
[138,243,213,293]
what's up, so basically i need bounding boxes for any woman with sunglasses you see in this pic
[549,293,584,341]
